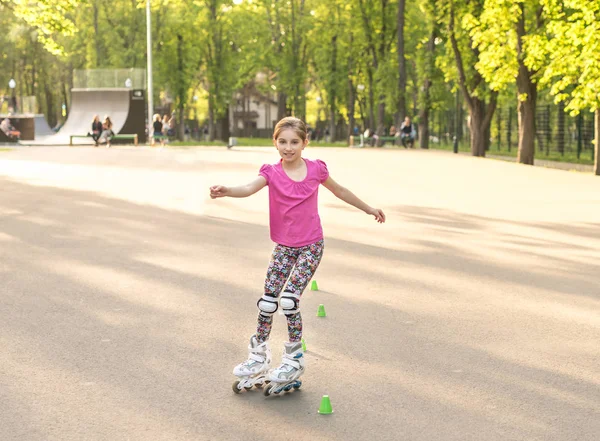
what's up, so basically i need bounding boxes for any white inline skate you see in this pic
[232,335,271,394]
[264,341,304,396]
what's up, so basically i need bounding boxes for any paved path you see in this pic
[1,146,599,441]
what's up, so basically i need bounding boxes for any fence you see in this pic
[73,69,146,89]
[428,105,596,161]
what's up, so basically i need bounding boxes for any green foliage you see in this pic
[533,0,600,113]
[0,0,597,155]
[1,0,81,55]
[464,0,522,91]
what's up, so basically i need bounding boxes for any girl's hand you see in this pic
[210,185,229,199]
[368,207,386,223]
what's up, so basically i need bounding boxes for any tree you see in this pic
[436,0,497,157]
[357,0,397,144]
[466,0,545,165]
[396,0,407,128]
[529,0,600,174]
[0,0,81,55]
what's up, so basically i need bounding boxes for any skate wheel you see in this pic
[293,383,301,390]
[284,385,292,392]
[244,385,253,391]
[263,387,272,397]
[232,381,243,394]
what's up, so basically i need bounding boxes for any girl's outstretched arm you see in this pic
[210,176,267,199]
[322,176,386,223]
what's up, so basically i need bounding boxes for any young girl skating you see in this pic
[210,117,385,395]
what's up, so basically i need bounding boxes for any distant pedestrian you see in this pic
[152,114,164,146]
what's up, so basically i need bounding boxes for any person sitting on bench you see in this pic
[89,115,102,146]
[98,116,114,148]
[1,118,21,140]
[399,116,416,148]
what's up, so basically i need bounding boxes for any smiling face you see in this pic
[273,128,307,163]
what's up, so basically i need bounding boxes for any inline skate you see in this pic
[232,335,271,393]
[264,341,304,396]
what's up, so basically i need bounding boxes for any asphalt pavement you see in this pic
[1,145,599,441]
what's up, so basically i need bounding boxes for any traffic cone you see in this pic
[301,338,307,352]
[310,280,319,291]
[318,395,333,414]
[316,304,327,317]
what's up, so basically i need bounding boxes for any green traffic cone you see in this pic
[310,280,319,291]
[318,395,333,414]
[301,338,307,352]
[316,304,327,317]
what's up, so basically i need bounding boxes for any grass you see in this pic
[0,148,12,152]
[429,141,595,165]
[169,137,350,148]
[167,137,594,166]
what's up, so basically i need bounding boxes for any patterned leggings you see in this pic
[256,239,324,343]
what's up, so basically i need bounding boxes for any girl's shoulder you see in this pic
[259,161,280,182]
[304,158,329,183]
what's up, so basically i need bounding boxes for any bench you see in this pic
[152,134,175,142]
[349,135,398,147]
[70,133,138,146]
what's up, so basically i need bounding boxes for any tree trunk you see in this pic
[219,106,231,142]
[376,100,385,146]
[468,97,496,157]
[367,69,375,131]
[595,110,599,176]
[208,97,215,141]
[177,34,185,141]
[396,0,406,129]
[277,92,287,120]
[93,1,101,66]
[517,86,536,165]
[516,3,536,165]
[347,79,355,141]
[419,109,430,149]
[328,34,337,142]
[346,33,356,141]
[45,83,55,128]
[418,27,435,149]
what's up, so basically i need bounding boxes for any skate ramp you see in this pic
[32,89,130,145]
[34,114,54,137]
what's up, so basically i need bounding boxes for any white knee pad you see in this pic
[280,291,301,316]
[257,294,278,317]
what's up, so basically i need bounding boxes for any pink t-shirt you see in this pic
[259,158,329,247]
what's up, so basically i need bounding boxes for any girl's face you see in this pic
[274,128,307,162]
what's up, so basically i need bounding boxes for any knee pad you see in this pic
[257,293,278,317]
[280,291,301,316]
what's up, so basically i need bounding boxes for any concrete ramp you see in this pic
[32,89,130,145]
[34,114,55,137]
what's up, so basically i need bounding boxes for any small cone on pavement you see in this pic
[318,395,333,414]
[310,280,319,291]
[316,304,327,317]
[301,338,307,352]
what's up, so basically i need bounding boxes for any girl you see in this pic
[210,117,385,392]
[90,115,102,146]
[98,116,114,148]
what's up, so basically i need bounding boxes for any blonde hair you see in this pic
[273,117,308,142]
[153,113,161,122]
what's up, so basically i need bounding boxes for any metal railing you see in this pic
[73,69,146,89]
